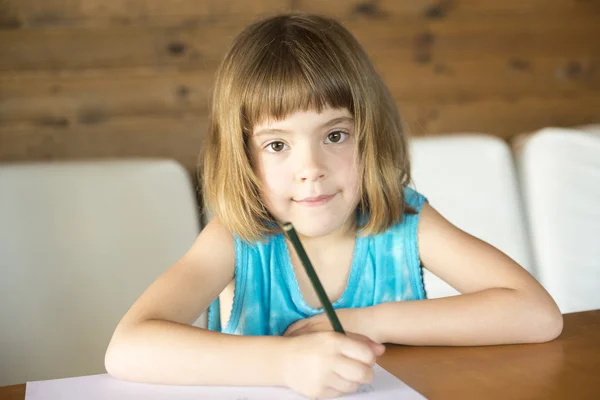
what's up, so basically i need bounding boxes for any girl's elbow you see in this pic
[104,339,134,381]
[532,306,563,343]
[104,343,124,379]
[546,309,564,341]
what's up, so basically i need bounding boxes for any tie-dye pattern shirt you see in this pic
[207,187,427,335]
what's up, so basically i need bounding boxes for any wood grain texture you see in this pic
[2,14,599,71]
[1,0,599,171]
[0,115,206,174]
[0,69,214,123]
[293,0,600,19]
[377,310,600,400]
[0,0,289,28]
[3,55,597,125]
[399,91,600,137]
[0,23,240,71]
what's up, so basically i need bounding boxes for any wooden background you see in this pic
[1,0,599,175]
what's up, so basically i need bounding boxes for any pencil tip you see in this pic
[282,222,293,231]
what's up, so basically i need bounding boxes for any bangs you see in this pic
[239,27,356,132]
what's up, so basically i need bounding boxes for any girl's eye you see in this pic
[265,141,287,153]
[326,130,348,144]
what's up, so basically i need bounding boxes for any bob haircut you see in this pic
[201,13,413,242]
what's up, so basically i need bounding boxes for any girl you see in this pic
[105,13,563,399]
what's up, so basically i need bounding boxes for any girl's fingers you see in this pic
[333,356,374,385]
[325,372,361,395]
[346,332,386,355]
[338,337,377,366]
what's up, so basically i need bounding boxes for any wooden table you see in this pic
[2,310,599,399]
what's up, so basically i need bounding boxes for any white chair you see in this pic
[0,159,202,386]
[514,128,600,313]
[409,134,535,299]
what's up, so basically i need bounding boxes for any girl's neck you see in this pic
[292,215,358,254]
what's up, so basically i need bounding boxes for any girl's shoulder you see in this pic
[403,186,428,212]
[362,186,427,240]
[191,217,236,277]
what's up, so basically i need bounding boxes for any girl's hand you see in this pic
[284,314,385,359]
[283,313,331,337]
[281,331,385,399]
[284,309,381,343]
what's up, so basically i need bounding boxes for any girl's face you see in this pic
[249,107,361,238]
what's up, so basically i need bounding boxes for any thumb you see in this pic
[369,341,386,356]
[347,332,386,356]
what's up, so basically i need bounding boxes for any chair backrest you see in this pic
[0,159,201,386]
[515,128,600,313]
[410,135,535,299]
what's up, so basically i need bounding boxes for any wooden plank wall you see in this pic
[1,0,599,176]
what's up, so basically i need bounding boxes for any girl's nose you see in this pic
[296,147,326,183]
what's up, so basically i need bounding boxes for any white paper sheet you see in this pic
[25,364,426,399]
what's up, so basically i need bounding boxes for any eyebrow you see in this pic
[253,116,354,137]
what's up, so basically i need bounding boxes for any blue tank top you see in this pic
[208,187,427,336]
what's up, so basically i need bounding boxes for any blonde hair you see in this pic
[201,13,412,242]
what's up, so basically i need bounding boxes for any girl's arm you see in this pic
[286,203,563,346]
[372,202,563,345]
[105,218,286,386]
[105,218,382,399]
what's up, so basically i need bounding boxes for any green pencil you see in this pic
[282,222,346,334]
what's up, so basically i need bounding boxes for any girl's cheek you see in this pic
[266,168,290,191]
[260,159,289,191]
